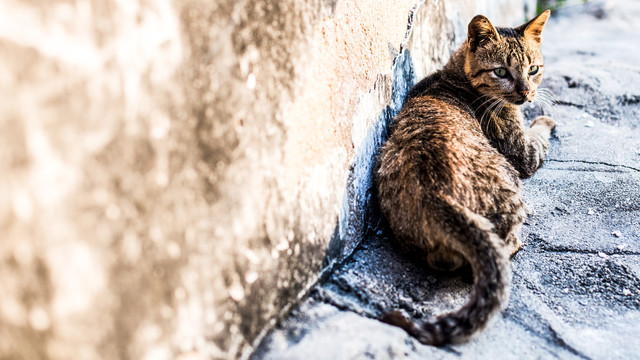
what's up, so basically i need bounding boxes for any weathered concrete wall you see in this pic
[0,0,532,359]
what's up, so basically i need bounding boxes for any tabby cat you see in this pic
[375,10,554,345]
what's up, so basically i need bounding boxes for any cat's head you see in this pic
[464,10,551,105]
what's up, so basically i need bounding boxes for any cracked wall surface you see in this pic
[0,1,533,359]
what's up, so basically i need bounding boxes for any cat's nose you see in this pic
[517,83,530,97]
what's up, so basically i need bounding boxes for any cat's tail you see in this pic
[382,199,511,346]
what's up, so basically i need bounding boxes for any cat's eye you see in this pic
[493,68,508,78]
[528,65,539,75]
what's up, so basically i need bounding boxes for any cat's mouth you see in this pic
[513,92,535,105]
[514,98,527,105]
[502,91,534,106]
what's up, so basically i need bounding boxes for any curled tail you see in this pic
[382,200,511,345]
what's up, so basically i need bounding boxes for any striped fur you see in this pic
[375,10,554,345]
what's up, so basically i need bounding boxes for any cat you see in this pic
[375,10,555,345]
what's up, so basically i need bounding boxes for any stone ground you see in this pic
[252,2,640,359]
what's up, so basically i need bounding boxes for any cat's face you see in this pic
[464,11,550,105]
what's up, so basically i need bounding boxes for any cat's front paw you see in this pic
[531,115,556,131]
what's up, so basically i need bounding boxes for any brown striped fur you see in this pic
[375,10,554,345]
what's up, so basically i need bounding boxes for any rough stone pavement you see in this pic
[252,2,640,359]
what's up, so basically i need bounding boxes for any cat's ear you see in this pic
[517,10,551,44]
[468,15,500,52]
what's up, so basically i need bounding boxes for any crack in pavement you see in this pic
[546,324,593,360]
[540,246,640,256]
[554,99,586,109]
[504,316,590,360]
[525,233,640,256]
[504,309,593,360]
[311,287,381,320]
[546,158,640,172]
[510,276,595,360]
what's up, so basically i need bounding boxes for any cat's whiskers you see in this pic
[538,87,556,99]
[478,99,495,129]
[480,98,503,133]
[488,99,505,131]
[538,98,554,117]
[471,94,495,107]
[536,88,556,106]
[473,96,500,119]
[491,99,508,132]
[496,99,507,118]
[533,87,557,118]
[474,96,497,127]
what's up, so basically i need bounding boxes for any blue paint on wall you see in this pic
[326,49,417,266]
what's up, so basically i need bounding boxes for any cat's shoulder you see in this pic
[405,71,443,101]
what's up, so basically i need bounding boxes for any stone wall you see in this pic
[0,1,533,359]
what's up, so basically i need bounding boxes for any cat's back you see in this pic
[381,71,492,178]
[377,71,517,210]
[392,71,483,144]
